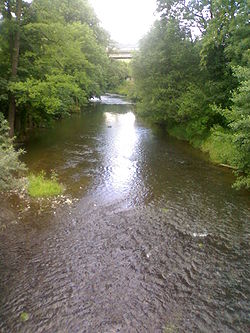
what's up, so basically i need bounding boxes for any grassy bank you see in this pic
[167,123,249,189]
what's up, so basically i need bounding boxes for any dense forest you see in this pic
[0,0,128,137]
[132,0,249,189]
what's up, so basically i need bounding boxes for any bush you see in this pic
[0,113,26,191]
[115,80,139,101]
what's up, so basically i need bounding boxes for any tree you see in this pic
[0,0,111,136]
[156,0,214,32]
[133,19,201,126]
[230,66,250,188]
[0,0,25,137]
[132,0,250,188]
[106,60,129,92]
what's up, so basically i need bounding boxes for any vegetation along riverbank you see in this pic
[0,0,249,192]
[131,0,249,190]
[0,0,128,193]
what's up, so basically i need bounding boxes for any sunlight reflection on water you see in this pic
[104,112,137,193]
[1,95,249,333]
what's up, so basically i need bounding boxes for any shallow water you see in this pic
[0,95,249,332]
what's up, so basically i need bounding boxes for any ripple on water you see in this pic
[0,95,249,332]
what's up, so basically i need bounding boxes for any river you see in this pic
[0,95,249,332]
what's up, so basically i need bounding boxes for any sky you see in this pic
[24,0,157,46]
[89,0,157,46]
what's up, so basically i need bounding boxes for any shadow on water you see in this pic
[0,94,249,332]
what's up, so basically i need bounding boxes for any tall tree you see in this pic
[1,0,23,137]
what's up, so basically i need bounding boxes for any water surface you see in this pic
[0,95,249,332]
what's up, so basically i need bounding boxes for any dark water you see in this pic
[0,95,249,332]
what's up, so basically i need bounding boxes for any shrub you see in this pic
[0,113,26,191]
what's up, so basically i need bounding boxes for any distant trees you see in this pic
[132,0,250,189]
[106,60,130,92]
[0,0,111,137]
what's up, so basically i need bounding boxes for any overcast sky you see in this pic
[89,0,157,46]
[24,0,157,46]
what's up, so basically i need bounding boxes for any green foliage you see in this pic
[106,60,130,92]
[28,171,64,197]
[0,0,110,133]
[0,113,26,190]
[133,0,250,189]
[114,80,139,101]
[133,19,201,124]
[9,74,87,122]
[169,118,210,148]
[233,174,250,191]
[225,66,250,188]
[201,126,239,165]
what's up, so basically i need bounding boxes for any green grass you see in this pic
[28,172,64,198]
[201,128,238,166]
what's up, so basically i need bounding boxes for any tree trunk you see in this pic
[209,0,213,19]
[8,0,22,137]
[8,96,16,138]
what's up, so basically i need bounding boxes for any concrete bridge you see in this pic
[109,49,133,61]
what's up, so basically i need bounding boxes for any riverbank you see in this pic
[129,107,250,191]
[107,80,139,102]
[99,89,249,191]
[166,123,249,190]
[106,88,243,187]
[130,1,249,191]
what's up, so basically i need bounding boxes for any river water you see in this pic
[0,95,249,332]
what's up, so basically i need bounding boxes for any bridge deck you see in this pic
[109,50,134,61]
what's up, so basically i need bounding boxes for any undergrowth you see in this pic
[201,127,239,166]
